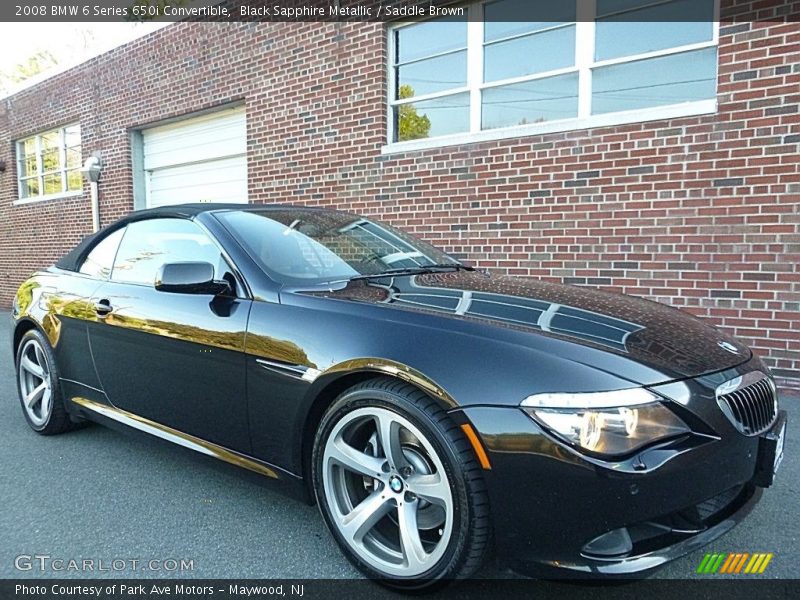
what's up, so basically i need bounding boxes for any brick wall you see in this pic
[0,7,798,385]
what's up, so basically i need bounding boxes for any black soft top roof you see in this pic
[54,203,320,272]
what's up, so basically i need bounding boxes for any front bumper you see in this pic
[458,361,784,578]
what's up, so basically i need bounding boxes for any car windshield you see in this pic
[215,209,462,286]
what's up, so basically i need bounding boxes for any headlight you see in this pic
[521,388,690,456]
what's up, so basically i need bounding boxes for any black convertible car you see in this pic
[12,204,785,588]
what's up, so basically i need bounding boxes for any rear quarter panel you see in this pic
[13,269,105,392]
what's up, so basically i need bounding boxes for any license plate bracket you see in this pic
[754,410,787,488]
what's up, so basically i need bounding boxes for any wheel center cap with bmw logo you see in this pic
[389,476,404,493]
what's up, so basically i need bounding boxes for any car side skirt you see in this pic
[71,397,302,488]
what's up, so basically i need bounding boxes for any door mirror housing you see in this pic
[155,262,231,296]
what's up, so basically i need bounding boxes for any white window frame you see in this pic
[384,0,719,154]
[14,123,83,205]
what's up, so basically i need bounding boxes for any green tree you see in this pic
[0,50,58,95]
[397,85,431,142]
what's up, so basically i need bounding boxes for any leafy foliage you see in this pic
[397,85,431,142]
[0,50,58,96]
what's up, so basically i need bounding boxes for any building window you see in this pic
[387,0,717,150]
[16,124,82,201]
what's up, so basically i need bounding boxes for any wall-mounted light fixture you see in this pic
[80,155,103,183]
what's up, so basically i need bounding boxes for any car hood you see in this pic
[300,271,751,381]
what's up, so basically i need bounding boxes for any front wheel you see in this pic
[312,378,490,590]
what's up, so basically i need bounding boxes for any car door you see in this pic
[87,217,252,453]
[43,227,127,407]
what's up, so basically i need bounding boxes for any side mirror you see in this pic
[155,262,231,296]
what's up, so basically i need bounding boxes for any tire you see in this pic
[15,328,78,435]
[312,377,491,590]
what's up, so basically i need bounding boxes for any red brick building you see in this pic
[1,0,799,385]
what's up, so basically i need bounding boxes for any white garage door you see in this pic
[142,108,247,208]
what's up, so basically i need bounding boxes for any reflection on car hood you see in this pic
[302,271,751,379]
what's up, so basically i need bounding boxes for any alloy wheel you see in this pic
[18,338,54,427]
[322,407,454,577]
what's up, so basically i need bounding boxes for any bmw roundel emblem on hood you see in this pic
[718,341,741,354]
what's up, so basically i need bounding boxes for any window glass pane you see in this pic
[80,228,125,279]
[592,47,717,114]
[18,139,38,177]
[64,124,81,147]
[485,25,576,82]
[21,138,36,158]
[597,0,712,18]
[397,51,467,99]
[597,0,659,17]
[66,147,82,169]
[395,15,467,64]
[395,93,470,142]
[43,173,63,195]
[18,155,38,177]
[67,170,83,192]
[112,219,225,286]
[18,138,36,179]
[41,148,60,174]
[485,0,576,42]
[20,178,39,199]
[482,73,579,129]
[40,131,59,150]
[596,0,714,60]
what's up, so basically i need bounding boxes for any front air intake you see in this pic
[717,375,777,436]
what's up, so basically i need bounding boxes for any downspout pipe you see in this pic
[80,154,103,233]
[90,181,100,233]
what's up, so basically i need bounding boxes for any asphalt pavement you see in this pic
[0,313,796,582]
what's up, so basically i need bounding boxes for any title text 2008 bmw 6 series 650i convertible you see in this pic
[12,204,786,589]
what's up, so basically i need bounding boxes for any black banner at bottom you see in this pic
[3,579,797,600]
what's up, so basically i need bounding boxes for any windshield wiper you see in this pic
[324,264,475,285]
[348,264,475,281]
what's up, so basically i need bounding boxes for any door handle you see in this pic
[94,299,114,317]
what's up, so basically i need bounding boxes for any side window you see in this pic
[111,218,227,287]
[79,228,125,279]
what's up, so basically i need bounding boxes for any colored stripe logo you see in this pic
[696,552,773,574]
